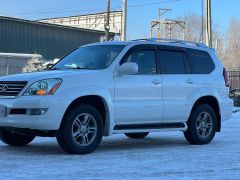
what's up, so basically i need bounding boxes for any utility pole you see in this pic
[201,0,204,43]
[206,0,212,47]
[150,21,153,38]
[121,0,127,41]
[163,19,185,39]
[159,9,171,38]
[157,9,161,39]
[150,9,171,39]
[105,0,111,41]
[215,37,219,49]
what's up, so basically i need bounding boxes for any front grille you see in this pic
[0,81,28,96]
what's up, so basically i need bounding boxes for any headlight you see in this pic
[23,79,62,96]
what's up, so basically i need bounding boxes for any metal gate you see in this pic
[228,71,240,90]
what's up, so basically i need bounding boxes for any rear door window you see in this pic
[187,49,215,74]
[159,50,188,74]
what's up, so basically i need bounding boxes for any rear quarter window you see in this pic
[187,49,215,74]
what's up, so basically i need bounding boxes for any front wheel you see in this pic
[184,104,217,145]
[0,128,35,146]
[57,104,103,154]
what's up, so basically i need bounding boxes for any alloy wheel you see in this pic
[196,111,213,138]
[72,113,97,146]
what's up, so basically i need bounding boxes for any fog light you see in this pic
[26,108,48,115]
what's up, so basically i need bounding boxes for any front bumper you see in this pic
[0,96,67,130]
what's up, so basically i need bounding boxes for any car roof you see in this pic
[82,39,214,53]
[84,41,131,46]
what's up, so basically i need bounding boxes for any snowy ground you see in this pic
[0,112,240,179]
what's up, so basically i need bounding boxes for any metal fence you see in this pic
[0,53,43,76]
[228,71,240,90]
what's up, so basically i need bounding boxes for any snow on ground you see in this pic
[0,113,240,179]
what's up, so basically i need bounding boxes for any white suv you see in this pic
[0,39,233,154]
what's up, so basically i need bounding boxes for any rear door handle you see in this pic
[186,79,194,84]
[152,79,161,85]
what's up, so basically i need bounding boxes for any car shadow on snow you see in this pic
[0,134,220,155]
[0,138,65,155]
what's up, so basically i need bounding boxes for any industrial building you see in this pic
[0,16,114,60]
[39,11,122,34]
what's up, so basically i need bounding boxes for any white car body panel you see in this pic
[162,74,198,123]
[0,40,233,136]
[114,74,163,124]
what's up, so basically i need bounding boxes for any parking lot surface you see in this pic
[0,112,239,179]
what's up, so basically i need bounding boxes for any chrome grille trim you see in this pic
[0,81,28,96]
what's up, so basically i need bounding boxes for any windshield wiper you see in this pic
[50,67,59,70]
[67,67,93,70]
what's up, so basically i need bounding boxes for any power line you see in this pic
[0,0,103,18]
[42,0,103,12]
[40,1,90,11]
[128,0,181,8]
[2,0,181,17]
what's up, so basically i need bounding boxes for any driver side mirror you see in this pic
[118,62,138,75]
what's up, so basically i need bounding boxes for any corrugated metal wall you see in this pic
[0,17,107,60]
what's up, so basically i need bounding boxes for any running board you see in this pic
[114,122,186,130]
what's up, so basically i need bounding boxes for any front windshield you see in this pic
[53,45,125,70]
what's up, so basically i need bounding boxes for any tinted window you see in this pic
[188,50,215,74]
[125,50,157,74]
[159,51,186,74]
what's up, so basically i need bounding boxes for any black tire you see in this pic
[57,104,103,154]
[0,128,35,146]
[184,104,217,145]
[125,132,149,139]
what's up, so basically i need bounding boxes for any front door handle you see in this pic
[186,79,194,84]
[152,79,161,85]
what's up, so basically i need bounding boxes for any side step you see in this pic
[114,122,186,130]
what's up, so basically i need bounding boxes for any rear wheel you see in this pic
[0,128,35,146]
[184,104,217,145]
[125,132,149,139]
[57,104,103,154]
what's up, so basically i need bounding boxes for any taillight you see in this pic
[223,67,230,87]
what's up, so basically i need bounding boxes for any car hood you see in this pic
[0,70,98,82]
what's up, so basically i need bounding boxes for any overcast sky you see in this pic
[0,0,239,39]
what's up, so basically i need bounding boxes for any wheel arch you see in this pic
[190,96,221,132]
[60,95,110,136]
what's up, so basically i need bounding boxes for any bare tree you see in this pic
[179,14,240,71]
[181,12,205,42]
[148,12,240,71]
[224,18,240,70]
[22,56,44,73]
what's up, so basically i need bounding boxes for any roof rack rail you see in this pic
[131,38,149,41]
[149,38,208,48]
[132,38,208,48]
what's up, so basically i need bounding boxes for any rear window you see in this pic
[187,50,215,74]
